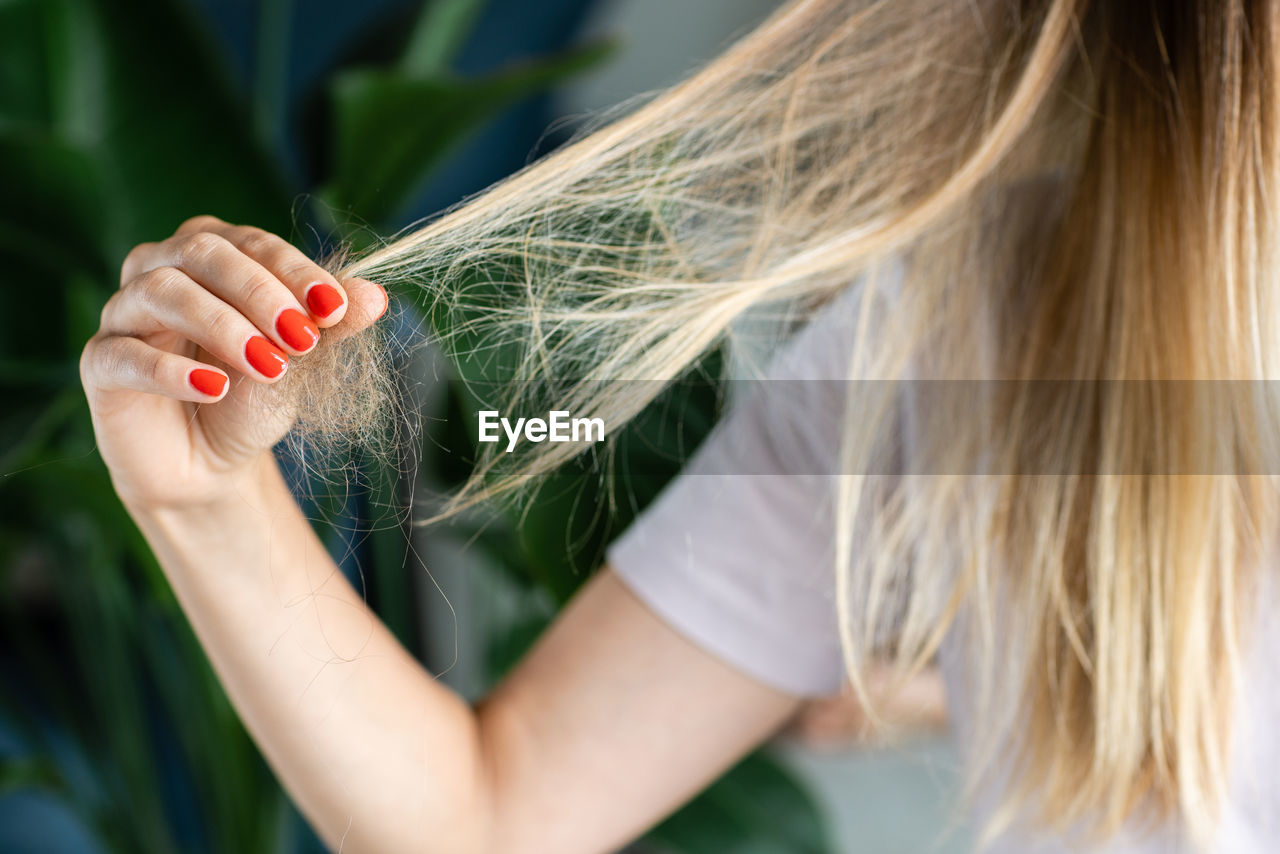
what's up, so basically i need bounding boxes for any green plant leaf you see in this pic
[38,0,293,262]
[513,365,724,601]
[644,751,832,854]
[411,245,725,601]
[252,0,294,161]
[0,128,109,279]
[0,757,66,798]
[399,0,487,78]
[324,38,613,226]
[0,0,52,126]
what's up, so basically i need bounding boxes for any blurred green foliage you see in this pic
[0,0,831,851]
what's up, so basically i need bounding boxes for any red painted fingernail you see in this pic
[275,308,320,352]
[305,283,344,319]
[245,336,289,379]
[189,368,228,397]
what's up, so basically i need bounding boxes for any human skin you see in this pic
[79,216,803,853]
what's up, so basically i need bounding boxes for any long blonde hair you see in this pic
[286,0,1280,846]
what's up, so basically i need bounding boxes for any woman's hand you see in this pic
[80,215,388,511]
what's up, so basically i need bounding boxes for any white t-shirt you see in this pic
[604,271,1280,853]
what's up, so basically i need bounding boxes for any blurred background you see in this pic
[0,0,968,850]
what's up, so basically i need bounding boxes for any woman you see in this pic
[79,0,1280,851]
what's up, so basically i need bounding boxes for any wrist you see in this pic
[124,451,289,532]
[125,450,317,601]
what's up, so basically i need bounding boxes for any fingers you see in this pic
[104,216,391,405]
[123,214,349,337]
[171,216,348,325]
[82,334,232,403]
[209,220,351,327]
[101,266,293,382]
[125,230,322,357]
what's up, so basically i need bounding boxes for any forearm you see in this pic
[129,453,491,853]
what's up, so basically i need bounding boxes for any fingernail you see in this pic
[189,368,228,397]
[305,283,344,319]
[245,336,289,379]
[275,308,320,352]
[375,284,389,320]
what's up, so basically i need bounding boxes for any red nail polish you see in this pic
[245,336,289,378]
[189,368,228,397]
[275,308,320,352]
[305,283,344,319]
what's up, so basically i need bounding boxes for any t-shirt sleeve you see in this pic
[605,276,898,697]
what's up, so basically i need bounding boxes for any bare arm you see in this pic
[86,216,800,853]
[131,454,799,854]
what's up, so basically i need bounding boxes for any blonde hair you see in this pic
[281,0,1280,847]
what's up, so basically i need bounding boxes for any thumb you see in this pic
[326,278,389,342]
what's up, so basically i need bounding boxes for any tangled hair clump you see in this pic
[257,267,408,475]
